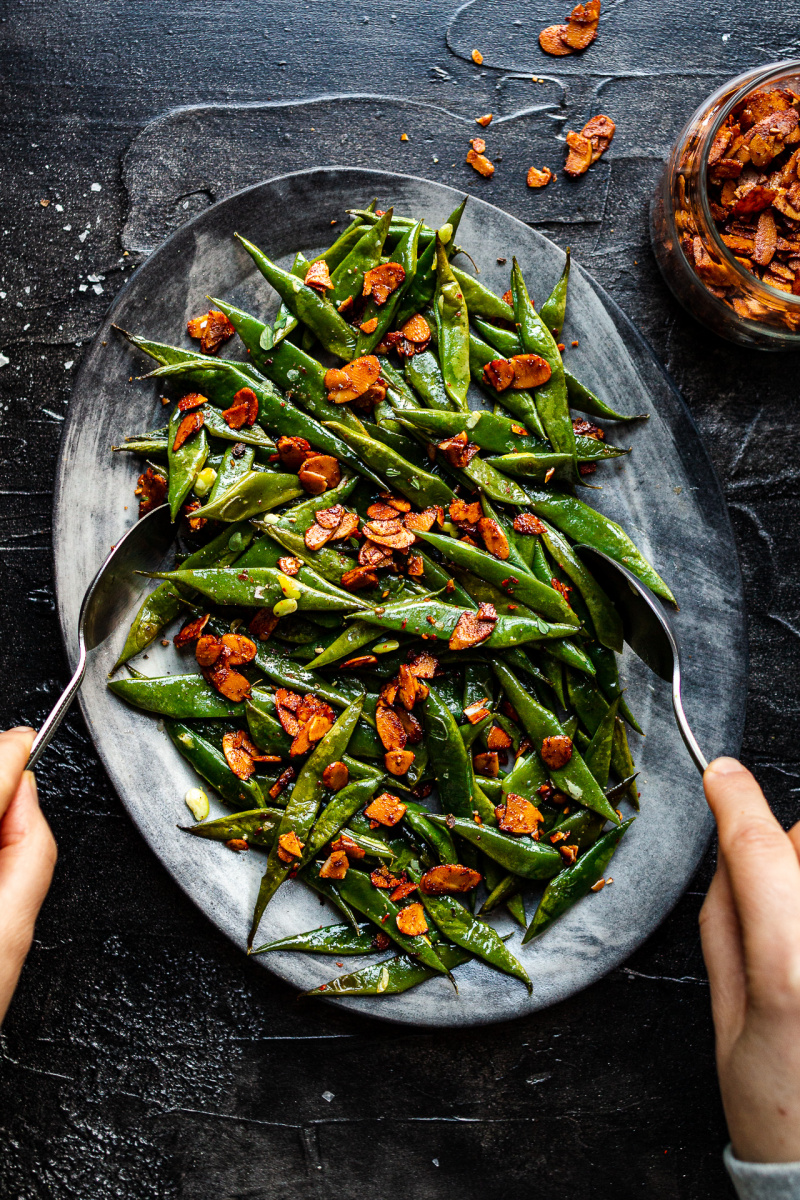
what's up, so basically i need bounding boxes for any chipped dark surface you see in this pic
[1,0,797,1195]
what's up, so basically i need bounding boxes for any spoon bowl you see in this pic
[27,504,175,769]
[575,545,708,774]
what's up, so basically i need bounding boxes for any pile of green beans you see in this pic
[109,197,670,1001]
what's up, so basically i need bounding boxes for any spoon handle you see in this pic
[26,648,87,770]
[672,661,708,774]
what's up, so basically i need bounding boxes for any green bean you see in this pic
[465,327,548,441]
[113,437,168,459]
[236,233,357,360]
[248,696,365,945]
[167,404,208,520]
[523,818,634,942]
[585,698,619,787]
[417,532,579,625]
[519,485,676,604]
[312,201,376,271]
[403,802,459,864]
[395,197,467,327]
[494,661,619,824]
[108,673,245,719]
[511,258,577,473]
[424,686,495,825]
[353,596,576,650]
[330,209,392,306]
[433,235,471,411]
[451,265,514,323]
[196,469,303,521]
[409,867,531,991]
[304,942,472,996]
[536,519,623,652]
[584,642,643,734]
[253,922,381,957]
[539,248,570,336]
[357,220,421,355]
[323,420,455,506]
[184,807,284,849]
[404,349,453,412]
[305,622,377,669]
[149,566,368,613]
[206,443,253,506]
[201,404,275,447]
[427,814,562,880]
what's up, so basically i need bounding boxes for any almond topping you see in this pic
[322,761,349,791]
[222,387,259,429]
[541,734,573,769]
[364,791,407,827]
[304,261,334,291]
[510,353,552,390]
[495,792,543,835]
[172,410,204,451]
[298,455,341,494]
[483,358,515,392]
[396,903,428,936]
[527,166,554,189]
[384,749,415,776]
[466,148,495,177]
[478,517,510,559]
[420,865,482,895]
[277,831,305,862]
[319,849,349,879]
[362,263,406,305]
[134,466,167,518]
[325,354,382,404]
[186,309,235,354]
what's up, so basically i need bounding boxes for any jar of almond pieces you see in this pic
[651,60,800,349]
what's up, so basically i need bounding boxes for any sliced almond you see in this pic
[305,261,334,291]
[172,410,204,451]
[420,865,482,895]
[385,749,415,776]
[299,455,342,494]
[564,130,593,177]
[322,761,349,791]
[448,607,497,651]
[319,849,349,879]
[495,793,543,835]
[541,734,573,769]
[364,792,407,827]
[527,166,554,189]
[363,263,406,305]
[483,358,515,392]
[396,903,428,936]
[478,517,510,560]
[325,355,381,404]
[466,148,495,178]
[376,701,408,751]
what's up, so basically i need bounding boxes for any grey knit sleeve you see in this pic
[725,1145,800,1199]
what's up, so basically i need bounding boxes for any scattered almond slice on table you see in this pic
[539,0,600,56]
[564,114,616,176]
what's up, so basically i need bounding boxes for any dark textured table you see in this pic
[1,3,796,1196]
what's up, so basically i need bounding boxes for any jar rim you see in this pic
[696,59,800,305]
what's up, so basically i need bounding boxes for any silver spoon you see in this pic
[27,505,175,769]
[575,545,708,774]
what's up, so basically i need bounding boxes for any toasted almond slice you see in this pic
[277,556,302,577]
[319,849,349,879]
[276,686,301,713]
[407,553,424,576]
[203,658,251,702]
[341,566,379,590]
[331,834,366,860]
[305,713,333,744]
[520,511,551,535]
[487,724,513,750]
[541,734,573,769]
[449,610,496,651]
[401,314,431,344]
[315,503,345,530]
[174,613,210,648]
[135,466,168,518]
[367,501,399,520]
[385,749,415,776]
[222,387,259,429]
[359,538,394,568]
[363,520,416,550]
[365,792,407,827]
[731,185,777,216]
[539,24,573,55]
[495,792,543,835]
[299,455,342,494]
[478,517,510,560]
[420,865,482,895]
[325,355,381,404]
[305,261,334,291]
[276,434,313,470]
[483,358,515,391]
[322,761,350,791]
[397,664,420,712]
[571,0,601,21]
[277,831,304,861]
[390,879,418,902]
[396,902,428,936]
[363,263,406,305]
[438,433,480,468]
[449,498,483,526]
[466,148,495,177]
[395,708,423,744]
[305,522,335,551]
[376,701,408,751]
[475,113,493,127]
[329,511,360,541]
[360,316,378,334]
[527,166,553,189]
[471,136,487,155]
[172,410,204,451]
[221,633,257,665]
[269,765,296,800]
[407,650,439,679]
[380,679,400,706]
[471,48,483,64]
[463,699,491,724]
[473,751,500,777]
[371,864,403,889]
[222,730,255,780]
[510,353,552,390]
[582,114,616,162]
[404,508,437,534]
[177,392,208,412]
[382,493,412,512]
[187,309,235,354]
[561,16,598,50]
[341,654,379,669]
[564,130,593,177]
[195,634,223,666]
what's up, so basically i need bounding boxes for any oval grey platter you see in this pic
[53,167,746,1027]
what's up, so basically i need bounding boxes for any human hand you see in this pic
[0,727,57,1025]
[701,757,800,1164]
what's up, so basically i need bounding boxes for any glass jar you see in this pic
[651,59,800,349]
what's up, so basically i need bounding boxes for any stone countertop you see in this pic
[2,3,796,1196]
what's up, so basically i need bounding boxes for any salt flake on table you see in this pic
[321,1091,334,1102]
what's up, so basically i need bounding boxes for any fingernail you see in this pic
[22,772,38,803]
[706,756,746,777]
[7,725,34,734]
